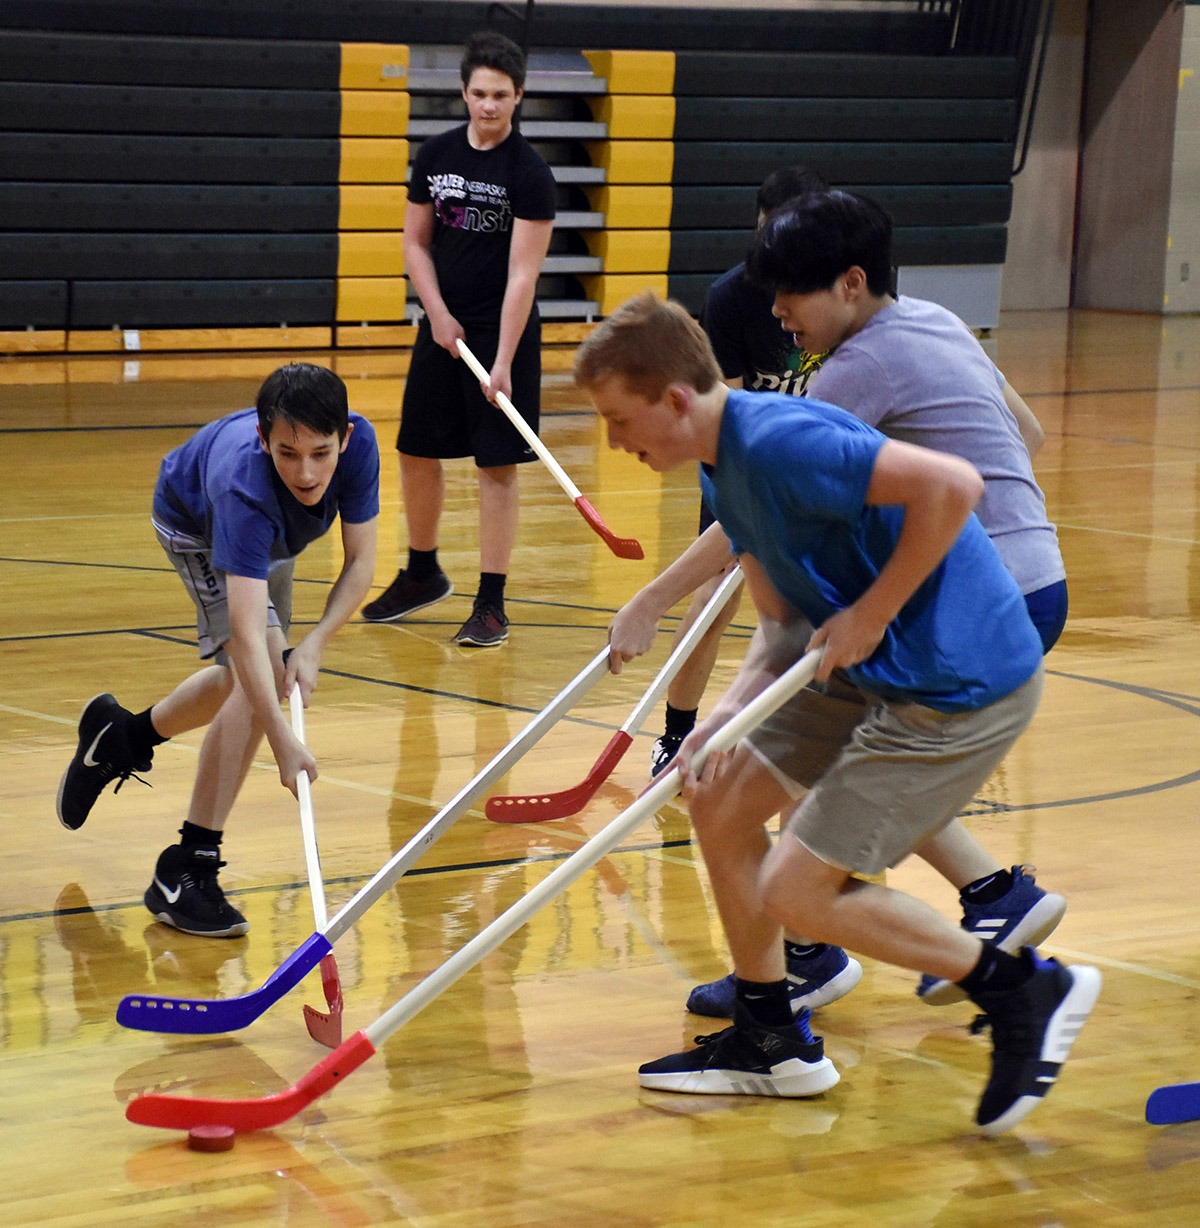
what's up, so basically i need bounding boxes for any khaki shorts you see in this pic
[153,519,293,663]
[747,666,1044,876]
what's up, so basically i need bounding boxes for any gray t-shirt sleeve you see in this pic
[807,346,894,428]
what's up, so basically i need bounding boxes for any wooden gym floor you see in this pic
[1,308,1198,1226]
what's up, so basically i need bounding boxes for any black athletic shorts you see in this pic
[397,316,541,468]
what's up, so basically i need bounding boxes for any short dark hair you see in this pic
[575,291,722,401]
[256,363,350,442]
[461,30,526,92]
[747,189,894,297]
[755,164,829,217]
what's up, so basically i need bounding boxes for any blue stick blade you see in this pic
[116,932,332,1034]
[1147,1082,1200,1125]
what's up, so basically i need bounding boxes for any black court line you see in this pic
[12,836,696,927]
[8,664,1199,932]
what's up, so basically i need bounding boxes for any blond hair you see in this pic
[574,292,722,401]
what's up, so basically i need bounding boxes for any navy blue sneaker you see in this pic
[687,945,863,1018]
[970,948,1100,1134]
[638,1004,840,1097]
[649,733,682,778]
[918,866,1066,1006]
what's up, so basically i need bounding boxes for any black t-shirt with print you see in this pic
[408,123,557,327]
[699,262,824,395]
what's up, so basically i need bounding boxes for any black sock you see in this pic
[957,944,1031,998]
[735,977,794,1027]
[179,821,222,851]
[663,703,698,741]
[960,868,1014,905]
[407,547,440,581]
[127,708,168,760]
[784,941,828,961]
[477,572,506,608]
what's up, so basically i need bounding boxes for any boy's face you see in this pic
[771,275,860,356]
[463,67,522,141]
[258,420,352,506]
[587,376,691,473]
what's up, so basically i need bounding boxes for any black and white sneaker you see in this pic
[144,844,249,938]
[649,733,682,778]
[970,948,1101,1134]
[638,1004,840,1097]
[57,693,152,831]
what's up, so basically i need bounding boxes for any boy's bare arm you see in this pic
[1001,380,1045,456]
[404,201,460,351]
[285,516,378,701]
[608,521,734,671]
[225,573,314,794]
[809,439,981,680]
[484,217,555,402]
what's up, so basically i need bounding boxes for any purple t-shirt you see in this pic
[808,296,1064,596]
[152,409,380,579]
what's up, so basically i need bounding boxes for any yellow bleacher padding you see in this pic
[583,50,675,95]
[337,276,409,323]
[65,327,331,352]
[581,273,670,316]
[583,185,672,229]
[584,230,670,274]
[340,43,410,90]
[338,232,405,278]
[586,95,675,139]
[340,91,411,137]
[339,185,407,230]
[585,141,673,185]
[339,138,409,184]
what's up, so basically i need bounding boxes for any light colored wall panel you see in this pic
[1002,0,1088,310]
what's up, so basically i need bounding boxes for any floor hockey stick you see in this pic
[1146,1082,1200,1125]
[115,645,613,1037]
[456,338,643,560]
[287,686,345,1049]
[486,566,745,822]
[125,648,823,1135]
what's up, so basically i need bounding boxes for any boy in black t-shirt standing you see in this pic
[362,31,556,646]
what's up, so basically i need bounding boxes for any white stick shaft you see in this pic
[456,338,583,501]
[365,647,823,1047]
[324,644,613,944]
[622,566,743,734]
[289,685,328,931]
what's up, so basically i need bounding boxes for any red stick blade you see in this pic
[486,732,633,823]
[574,497,643,560]
[303,954,345,1048]
[125,1030,376,1133]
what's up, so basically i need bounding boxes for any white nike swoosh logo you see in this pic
[154,877,182,904]
[82,722,114,768]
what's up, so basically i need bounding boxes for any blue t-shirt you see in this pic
[700,389,1042,712]
[152,409,380,580]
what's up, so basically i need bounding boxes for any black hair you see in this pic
[755,164,829,217]
[461,30,527,92]
[746,189,894,297]
[255,363,350,443]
